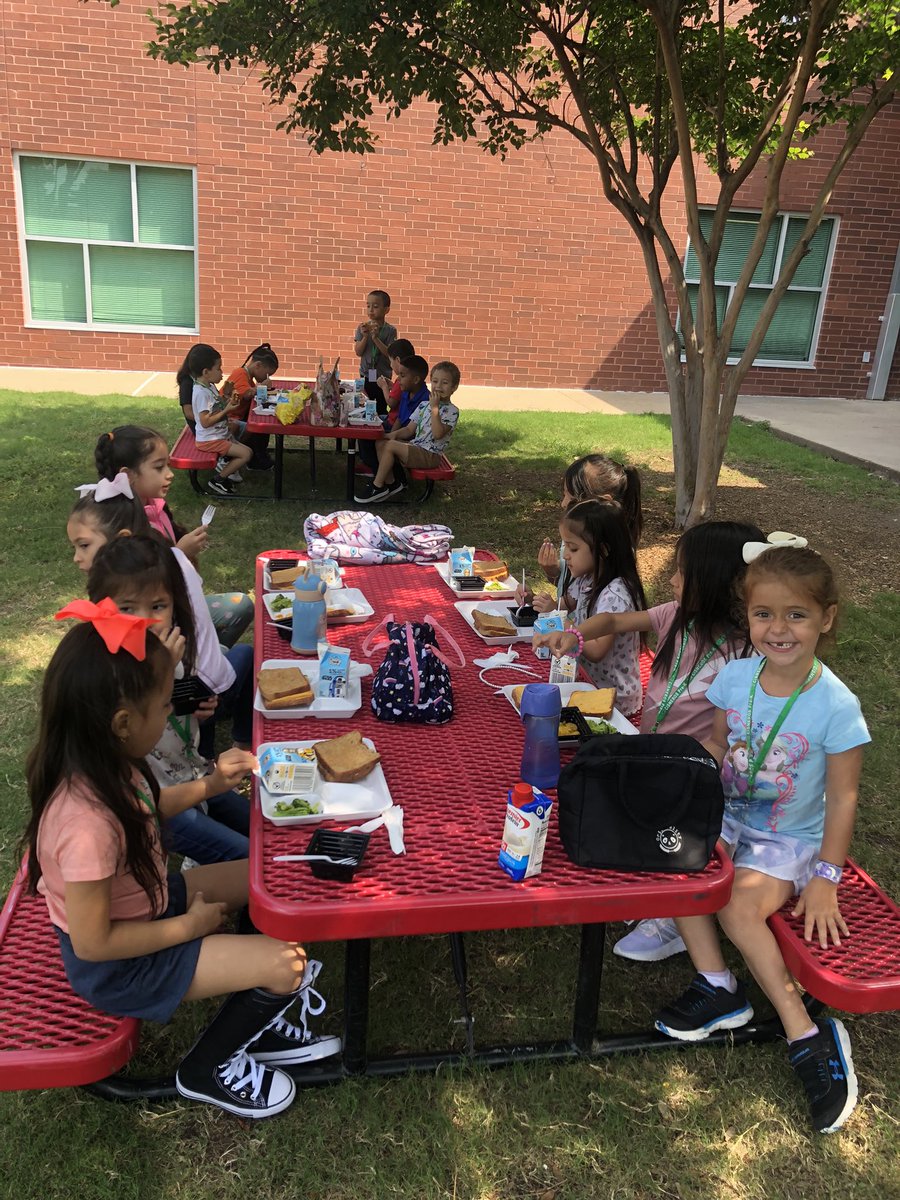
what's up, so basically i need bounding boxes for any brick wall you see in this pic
[1,0,897,398]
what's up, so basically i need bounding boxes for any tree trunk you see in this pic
[684,357,730,528]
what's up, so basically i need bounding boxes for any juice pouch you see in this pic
[533,612,565,660]
[498,785,554,881]
[317,643,351,699]
[450,547,475,577]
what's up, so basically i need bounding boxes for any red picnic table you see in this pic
[245,408,382,503]
[249,553,736,1080]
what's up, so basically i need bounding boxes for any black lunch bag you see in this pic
[556,733,724,872]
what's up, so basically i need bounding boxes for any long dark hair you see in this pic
[23,624,170,914]
[88,535,197,676]
[242,342,279,374]
[564,454,643,548]
[175,343,221,386]
[653,519,766,679]
[561,499,647,622]
[95,427,185,544]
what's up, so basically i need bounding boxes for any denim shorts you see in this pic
[54,873,203,1024]
[720,814,819,893]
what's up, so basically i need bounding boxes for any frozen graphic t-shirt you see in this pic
[707,659,870,844]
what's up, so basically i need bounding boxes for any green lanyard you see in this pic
[651,623,726,733]
[167,714,200,761]
[136,787,160,832]
[369,326,383,371]
[744,658,819,797]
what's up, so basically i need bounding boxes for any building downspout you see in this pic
[867,242,900,400]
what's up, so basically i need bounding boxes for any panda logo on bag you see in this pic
[656,827,683,854]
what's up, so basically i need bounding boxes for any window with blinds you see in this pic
[16,154,197,332]
[680,210,838,367]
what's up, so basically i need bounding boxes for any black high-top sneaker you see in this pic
[248,959,342,1065]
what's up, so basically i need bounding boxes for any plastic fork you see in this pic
[272,854,356,866]
[201,504,216,526]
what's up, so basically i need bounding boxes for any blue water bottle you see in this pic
[519,683,562,791]
[291,577,327,655]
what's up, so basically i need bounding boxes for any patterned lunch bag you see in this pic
[362,614,466,724]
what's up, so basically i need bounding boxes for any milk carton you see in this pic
[317,644,350,699]
[498,783,554,881]
[258,745,318,794]
[533,611,565,660]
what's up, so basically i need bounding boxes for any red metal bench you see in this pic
[407,453,456,502]
[169,424,217,496]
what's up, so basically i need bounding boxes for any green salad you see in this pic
[273,796,319,816]
[271,595,292,613]
[585,718,619,736]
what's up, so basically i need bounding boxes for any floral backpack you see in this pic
[362,614,466,724]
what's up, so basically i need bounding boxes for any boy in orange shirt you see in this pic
[225,343,279,471]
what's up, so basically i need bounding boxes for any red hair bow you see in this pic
[55,597,156,661]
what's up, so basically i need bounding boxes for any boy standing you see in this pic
[353,289,397,413]
[355,361,460,504]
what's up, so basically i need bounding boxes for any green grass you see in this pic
[1,392,898,1199]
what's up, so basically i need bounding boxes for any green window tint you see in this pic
[20,157,132,242]
[89,247,195,327]
[729,289,820,362]
[781,218,834,288]
[136,167,194,246]
[684,212,778,285]
[26,241,87,322]
[685,283,729,330]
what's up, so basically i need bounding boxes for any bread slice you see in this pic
[472,609,516,637]
[471,560,509,581]
[313,731,381,783]
[569,688,616,718]
[270,564,303,587]
[511,684,526,711]
[258,666,313,710]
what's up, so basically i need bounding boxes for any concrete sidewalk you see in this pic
[2,365,898,481]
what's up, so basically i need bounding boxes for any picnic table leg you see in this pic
[274,435,284,501]
[309,437,317,493]
[346,437,357,503]
[342,938,370,1075]
[448,932,475,1056]
[572,922,606,1054]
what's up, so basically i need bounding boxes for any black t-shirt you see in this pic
[178,375,195,431]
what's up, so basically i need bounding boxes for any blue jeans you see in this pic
[165,789,250,863]
[199,642,254,757]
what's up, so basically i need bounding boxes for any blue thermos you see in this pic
[291,577,327,655]
[519,683,562,790]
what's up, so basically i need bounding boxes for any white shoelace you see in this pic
[219,1049,265,1100]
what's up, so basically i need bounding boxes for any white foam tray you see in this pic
[254,659,372,719]
[256,738,391,825]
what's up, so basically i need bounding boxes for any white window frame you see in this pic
[680,208,840,369]
[13,150,199,335]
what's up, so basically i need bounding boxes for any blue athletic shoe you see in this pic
[789,1018,858,1133]
[654,974,754,1041]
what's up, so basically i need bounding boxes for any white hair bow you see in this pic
[742,530,808,563]
[73,470,134,502]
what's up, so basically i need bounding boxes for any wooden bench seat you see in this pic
[169,425,217,496]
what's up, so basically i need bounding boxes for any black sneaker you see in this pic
[788,1018,858,1133]
[385,480,407,498]
[175,1048,295,1118]
[354,479,376,503]
[248,455,275,471]
[207,474,234,497]
[367,484,391,504]
[247,959,342,1065]
[654,974,754,1041]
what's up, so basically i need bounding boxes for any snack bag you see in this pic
[316,357,342,426]
[533,612,565,660]
[317,644,351,699]
[276,385,311,425]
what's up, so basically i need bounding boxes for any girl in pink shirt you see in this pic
[22,605,339,1119]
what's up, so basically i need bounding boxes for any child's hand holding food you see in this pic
[538,538,560,582]
[207,747,258,795]
[532,592,557,614]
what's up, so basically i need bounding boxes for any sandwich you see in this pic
[270,564,303,588]
[258,666,313,709]
[569,688,616,718]
[471,560,509,582]
[472,609,517,637]
[313,731,381,783]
